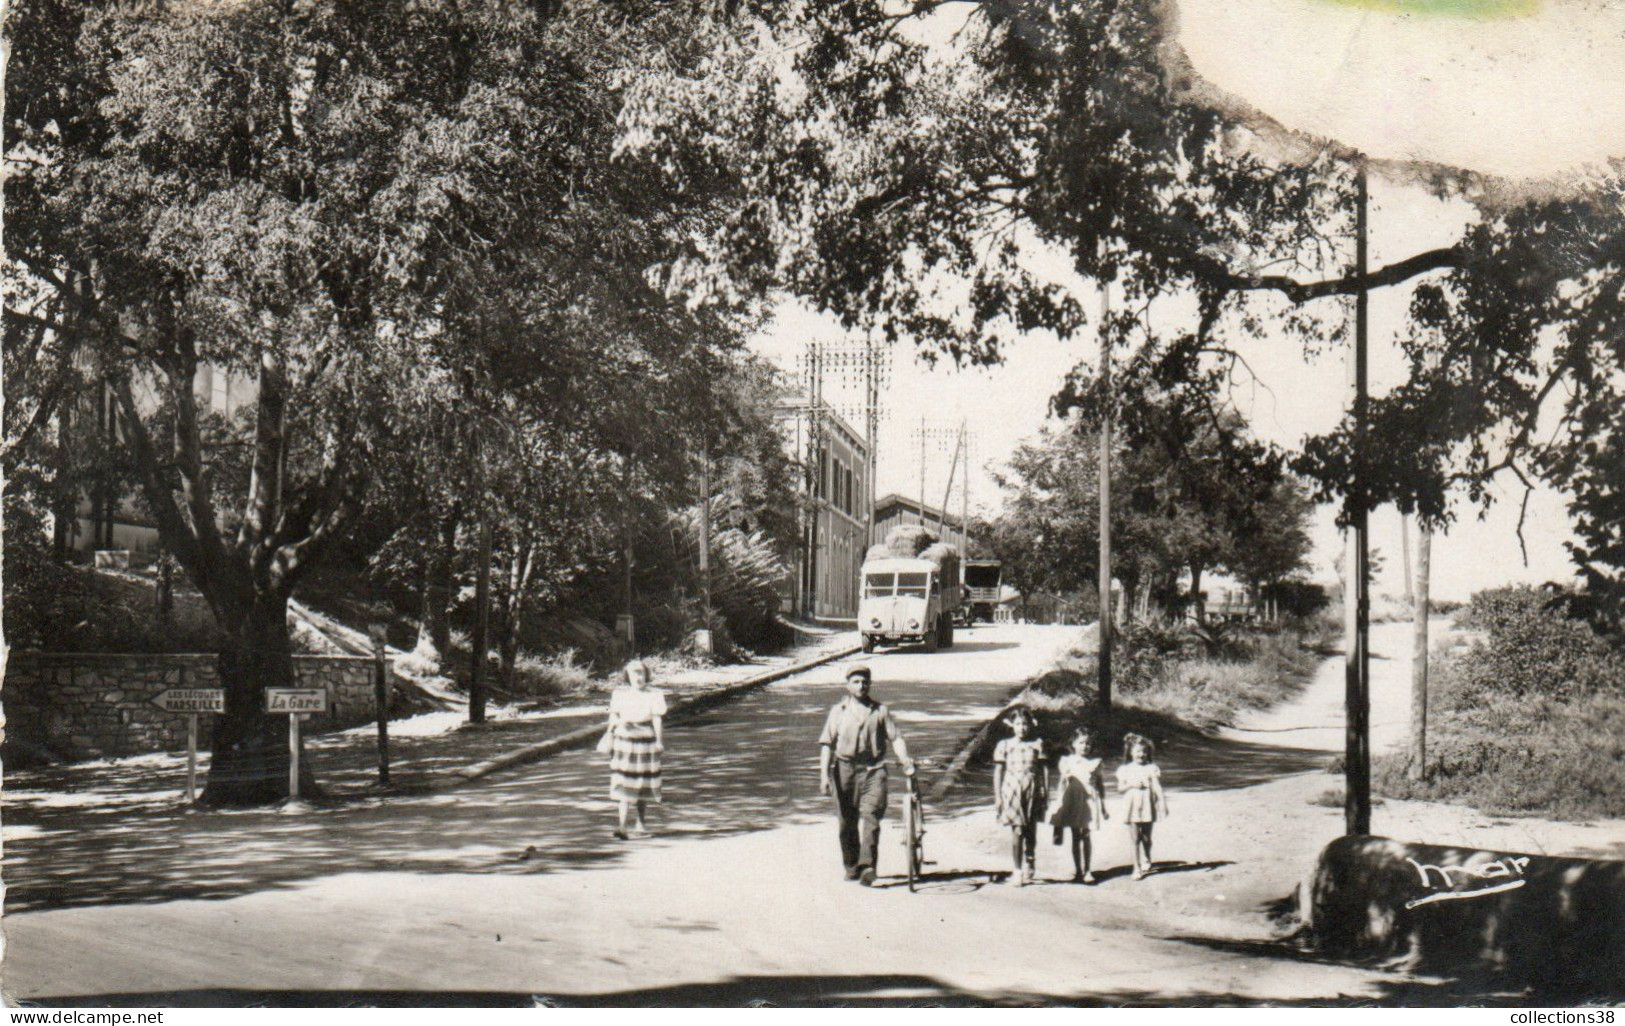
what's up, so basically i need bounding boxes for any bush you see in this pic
[2,504,229,653]
[1102,620,1320,730]
[1374,692,1625,819]
[1448,586,1623,702]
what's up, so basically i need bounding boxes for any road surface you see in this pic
[4,624,1099,1004]
[7,621,1616,1006]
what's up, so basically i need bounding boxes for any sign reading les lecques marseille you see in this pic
[265,688,327,714]
[152,689,226,714]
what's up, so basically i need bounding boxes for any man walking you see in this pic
[818,664,914,886]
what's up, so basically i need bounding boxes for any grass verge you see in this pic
[1373,692,1625,820]
[969,622,1323,768]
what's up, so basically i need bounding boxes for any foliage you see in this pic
[1262,579,1331,620]
[620,0,1625,616]
[987,377,1315,619]
[1373,585,1624,818]
[1374,692,1625,820]
[3,0,781,800]
[1447,586,1623,702]
[1116,629,1319,732]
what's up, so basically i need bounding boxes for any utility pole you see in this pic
[1345,166,1373,836]
[1098,268,1114,709]
[1410,524,1432,780]
[866,339,882,547]
[939,421,965,543]
[469,511,491,725]
[961,428,970,550]
[808,346,823,618]
[697,437,713,656]
[1401,512,1414,607]
[918,414,928,532]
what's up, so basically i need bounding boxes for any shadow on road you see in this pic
[24,971,1546,1008]
[3,676,1019,914]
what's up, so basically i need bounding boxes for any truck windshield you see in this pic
[896,572,929,598]
[864,572,895,596]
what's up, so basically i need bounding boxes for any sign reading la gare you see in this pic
[265,688,328,714]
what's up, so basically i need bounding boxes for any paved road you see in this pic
[4,624,1093,1004]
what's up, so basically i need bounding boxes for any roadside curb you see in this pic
[925,695,1022,804]
[924,625,1097,804]
[449,641,862,786]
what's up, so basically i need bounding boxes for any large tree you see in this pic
[4,0,750,802]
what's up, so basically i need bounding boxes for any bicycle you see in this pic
[901,762,931,892]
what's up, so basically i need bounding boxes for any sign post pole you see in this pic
[186,713,199,803]
[289,712,301,801]
[369,625,391,787]
[264,687,326,804]
[151,687,224,803]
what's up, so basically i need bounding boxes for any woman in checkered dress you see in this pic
[606,660,667,839]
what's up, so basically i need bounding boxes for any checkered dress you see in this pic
[994,737,1047,828]
[608,687,666,802]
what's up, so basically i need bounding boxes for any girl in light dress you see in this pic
[1048,727,1108,883]
[603,659,667,840]
[1115,732,1169,879]
[991,707,1047,886]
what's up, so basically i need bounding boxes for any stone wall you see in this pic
[3,652,400,762]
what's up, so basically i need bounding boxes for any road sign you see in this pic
[266,688,327,714]
[266,688,326,802]
[152,687,224,804]
[153,688,225,714]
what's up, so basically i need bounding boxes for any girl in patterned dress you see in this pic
[1048,727,1108,883]
[992,707,1047,886]
[1115,733,1169,879]
[605,659,667,839]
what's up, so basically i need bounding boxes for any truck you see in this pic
[960,559,1003,624]
[858,526,961,654]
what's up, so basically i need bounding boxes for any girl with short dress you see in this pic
[604,659,666,839]
[992,707,1047,886]
[1048,727,1108,883]
[1115,732,1169,879]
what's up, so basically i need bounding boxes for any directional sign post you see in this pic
[152,686,225,803]
[266,688,327,801]
[368,624,391,787]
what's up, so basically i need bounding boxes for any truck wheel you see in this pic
[922,627,938,653]
[861,635,877,654]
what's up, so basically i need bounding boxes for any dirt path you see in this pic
[919,619,1625,954]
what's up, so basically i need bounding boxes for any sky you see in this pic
[748,173,1581,603]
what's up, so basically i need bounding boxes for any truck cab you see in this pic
[859,557,955,653]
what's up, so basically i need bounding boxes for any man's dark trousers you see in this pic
[832,759,888,874]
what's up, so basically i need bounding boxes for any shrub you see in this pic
[510,649,595,698]
[1448,586,1623,702]
[1375,691,1625,819]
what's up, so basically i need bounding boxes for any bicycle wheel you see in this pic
[906,787,923,891]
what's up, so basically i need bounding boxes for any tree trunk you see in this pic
[1410,526,1431,781]
[414,502,460,666]
[203,591,314,806]
[469,512,492,724]
[493,546,518,696]
[1190,564,1206,624]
